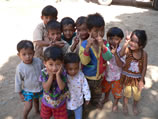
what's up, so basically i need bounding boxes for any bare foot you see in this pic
[123,105,128,116]
[97,98,109,109]
[133,105,141,115]
[112,104,118,112]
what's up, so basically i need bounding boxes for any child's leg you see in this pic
[74,105,83,119]
[133,86,141,115]
[33,98,40,114]
[23,101,33,119]
[112,97,119,112]
[123,96,128,115]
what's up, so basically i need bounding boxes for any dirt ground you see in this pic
[0,0,158,119]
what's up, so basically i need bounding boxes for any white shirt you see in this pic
[106,46,125,82]
[67,71,91,110]
[15,58,43,92]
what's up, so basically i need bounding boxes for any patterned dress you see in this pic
[120,48,144,87]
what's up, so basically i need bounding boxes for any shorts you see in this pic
[22,90,43,102]
[40,102,68,119]
[102,79,122,98]
[123,86,141,101]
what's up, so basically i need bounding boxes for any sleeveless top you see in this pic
[120,48,144,86]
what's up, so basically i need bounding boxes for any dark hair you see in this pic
[64,53,80,64]
[44,46,63,61]
[76,16,87,27]
[131,30,147,48]
[42,5,58,19]
[17,40,34,52]
[46,20,61,31]
[61,17,75,29]
[107,27,124,39]
[86,13,105,30]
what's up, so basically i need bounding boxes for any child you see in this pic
[61,17,76,45]
[44,20,69,55]
[33,5,58,60]
[100,27,124,111]
[64,53,91,119]
[39,46,70,119]
[119,30,148,115]
[68,16,89,54]
[15,40,43,119]
[79,13,112,106]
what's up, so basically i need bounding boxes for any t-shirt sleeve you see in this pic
[33,24,43,41]
[15,66,23,92]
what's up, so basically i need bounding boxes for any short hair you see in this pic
[44,46,63,61]
[46,20,61,31]
[17,40,34,52]
[61,17,75,29]
[86,13,105,30]
[107,27,124,39]
[76,16,87,27]
[131,30,147,48]
[41,5,58,18]
[64,53,80,64]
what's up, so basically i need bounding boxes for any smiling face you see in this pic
[107,36,122,49]
[62,24,75,40]
[44,59,63,75]
[18,48,34,64]
[129,34,141,51]
[65,63,79,77]
[89,26,105,41]
[76,23,89,40]
[48,29,61,42]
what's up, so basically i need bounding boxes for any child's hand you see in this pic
[54,41,65,48]
[125,31,131,44]
[138,80,144,91]
[87,34,94,48]
[111,44,118,55]
[19,92,24,102]
[56,65,63,77]
[85,101,90,105]
[73,34,80,45]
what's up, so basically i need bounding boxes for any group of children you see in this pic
[15,5,148,119]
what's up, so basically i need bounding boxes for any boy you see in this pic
[39,46,69,119]
[79,13,112,106]
[100,27,124,111]
[61,17,76,45]
[44,20,69,55]
[33,5,58,60]
[64,53,91,119]
[68,16,89,54]
[15,40,43,119]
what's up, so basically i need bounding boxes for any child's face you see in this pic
[89,26,104,41]
[62,24,75,40]
[76,24,89,40]
[18,48,34,64]
[44,59,63,75]
[107,36,122,49]
[129,34,140,50]
[48,29,61,42]
[41,16,55,25]
[65,63,79,77]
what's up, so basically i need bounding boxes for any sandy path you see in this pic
[0,0,158,119]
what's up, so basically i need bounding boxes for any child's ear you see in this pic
[17,53,20,57]
[41,16,43,20]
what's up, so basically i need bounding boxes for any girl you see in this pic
[120,30,148,115]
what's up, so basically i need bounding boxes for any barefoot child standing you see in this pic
[120,30,148,115]
[15,40,43,119]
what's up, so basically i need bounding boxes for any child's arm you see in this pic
[119,32,131,57]
[111,45,124,67]
[56,65,66,90]
[33,24,51,47]
[69,36,79,52]
[15,66,24,101]
[82,73,91,105]
[79,36,93,65]
[97,36,112,61]
[139,51,148,91]
[42,74,55,92]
